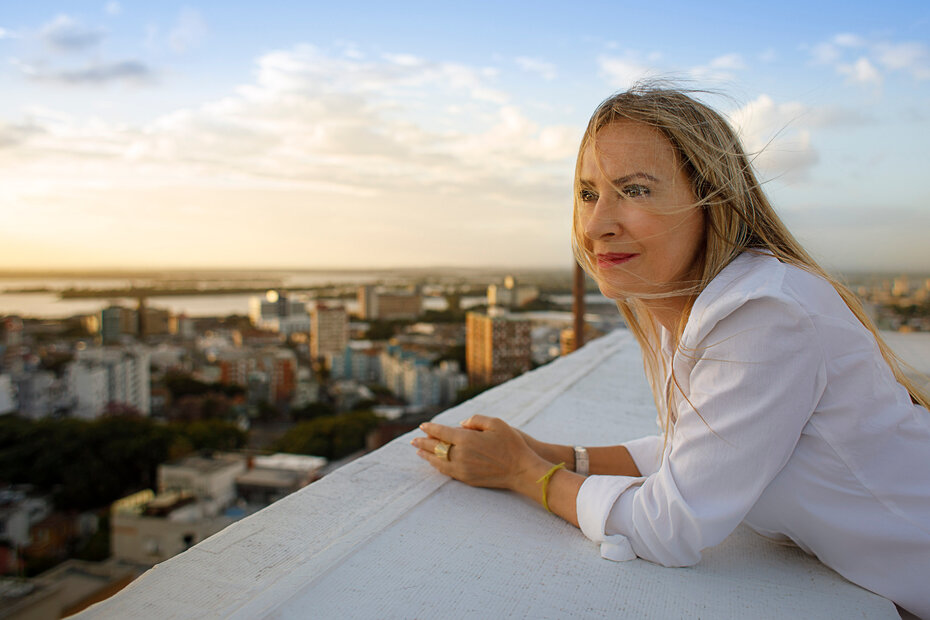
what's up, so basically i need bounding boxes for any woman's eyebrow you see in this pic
[580,172,659,186]
[611,172,659,185]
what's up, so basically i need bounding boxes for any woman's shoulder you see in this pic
[684,252,834,345]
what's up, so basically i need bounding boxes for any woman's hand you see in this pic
[411,415,546,491]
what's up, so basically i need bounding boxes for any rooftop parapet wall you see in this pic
[78,330,897,619]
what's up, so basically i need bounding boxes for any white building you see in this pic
[379,347,467,408]
[158,453,247,518]
[13,370,64,419]
[249,291,309,337]
[72,346,151,416]
[110,490,236,567]
[0,374,14,415]
[487,276,539,309]
[328,341,381,383]
[67,362,108,420]
[0,489,52,549]
[291,368,320,409]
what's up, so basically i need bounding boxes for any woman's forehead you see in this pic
[581,121,678,175]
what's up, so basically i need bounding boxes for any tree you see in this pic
[455,384,492,405]
[274,411,380,460]
[175,419,247,452]
[291,401,335,421]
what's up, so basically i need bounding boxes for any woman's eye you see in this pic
[622,185,650,198]
[579,189,597,202]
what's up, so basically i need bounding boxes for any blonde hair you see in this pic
[571,85,929,435]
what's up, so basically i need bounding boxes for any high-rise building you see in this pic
[310,303,348,361]
[466,310,531,387]
[376,292,421,320]
[100,306,123,345]
[356,286,421,320]
[216,349,254,387]
[270,350,297,405]
[358,285,378,320]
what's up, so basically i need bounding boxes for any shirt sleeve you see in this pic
[576,295,827,567]
[622,434,663,476]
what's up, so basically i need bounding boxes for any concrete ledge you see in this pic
[78,331,896,619]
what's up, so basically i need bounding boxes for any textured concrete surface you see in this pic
[78,330,897,619]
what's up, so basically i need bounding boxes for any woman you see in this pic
[411,87,930,617]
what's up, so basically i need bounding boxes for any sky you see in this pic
[0,1,928,272]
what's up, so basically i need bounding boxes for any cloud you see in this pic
[0,45,588,268]
[837,57,882,86]
[0,27,20,40]
[728,94,819,182]
[253,44,508,103]
[688,52,746,82]
[832,33,865,48]
[598,54,656,89]
[874,42,930,80]
[21,59,154,85]
[105,2,122,16]
[515,56,557,80]
[708,53,745,71]
[0,122,43,148]
[5,45,573,193]
[808,34,930,86]
[40,14,104,51]
[168,7,206,53]
[811,42,840,65]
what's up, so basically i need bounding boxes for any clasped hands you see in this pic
[411,414,548,491]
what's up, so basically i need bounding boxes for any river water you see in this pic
[0,288,492,319]
[0,274,609,319]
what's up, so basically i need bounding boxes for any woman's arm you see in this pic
[413,415,586,527]
[515,430,641,477]
[412,415,642,531]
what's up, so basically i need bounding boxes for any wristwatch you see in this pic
[573,446,589,476]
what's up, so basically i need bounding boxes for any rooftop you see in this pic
[160,454,244,475]
[78,330,897,619]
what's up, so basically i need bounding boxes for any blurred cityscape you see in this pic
[0,266,927,616]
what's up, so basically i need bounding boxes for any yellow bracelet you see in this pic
[536,462,566,513]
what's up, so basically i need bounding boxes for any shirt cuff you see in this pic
[576,474,644,542]
[622,435,663,476]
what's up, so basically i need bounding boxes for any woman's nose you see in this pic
[584,198,620,241]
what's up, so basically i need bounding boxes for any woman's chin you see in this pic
[596,280,627,301]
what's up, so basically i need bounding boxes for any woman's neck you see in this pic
[641,295,692,334]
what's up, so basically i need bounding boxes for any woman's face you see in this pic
[578,121,705,303]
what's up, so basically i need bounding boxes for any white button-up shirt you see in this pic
[576,252,930,617]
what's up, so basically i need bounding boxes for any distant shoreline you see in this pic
[55,287,289,299]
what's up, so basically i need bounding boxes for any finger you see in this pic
[409,436,452,457]
[419,422,467,444]
[459,414,498,431]
[416,447,453,476]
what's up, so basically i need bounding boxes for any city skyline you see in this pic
[1,1,929,272]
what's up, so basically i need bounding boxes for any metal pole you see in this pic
[572,261,585,351]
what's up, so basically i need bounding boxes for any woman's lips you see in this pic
[597,252,638,268]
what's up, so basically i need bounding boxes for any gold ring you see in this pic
[434,441,451,461]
